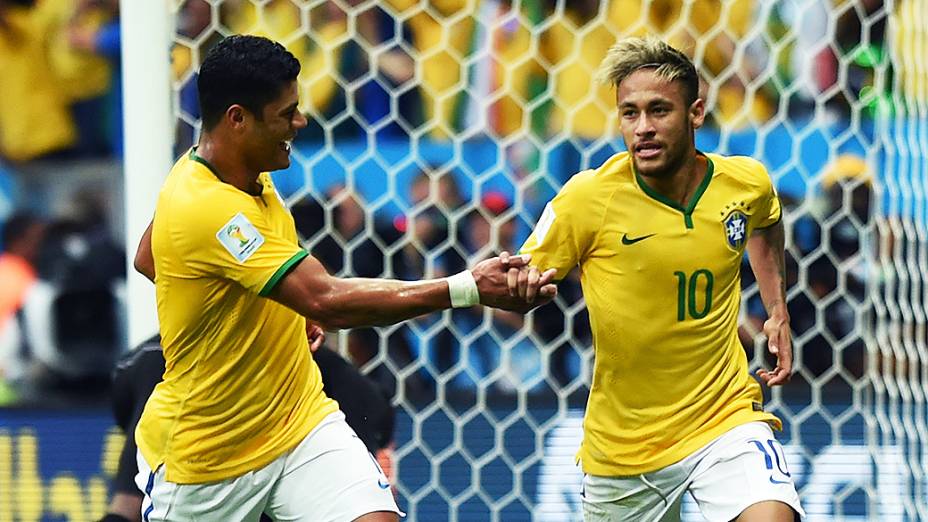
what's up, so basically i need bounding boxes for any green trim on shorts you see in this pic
[260,250,309,296]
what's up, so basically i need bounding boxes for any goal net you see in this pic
[139,0,928,519]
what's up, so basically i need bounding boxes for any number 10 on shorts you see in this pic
[750,438,793,484]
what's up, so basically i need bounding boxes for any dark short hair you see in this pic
[1,211,40,249]
[197,35,301,130]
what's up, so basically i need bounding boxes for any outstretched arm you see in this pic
[134,217,556,329]
[746,220,792,386]
[269,253,557,331]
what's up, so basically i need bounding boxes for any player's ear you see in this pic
[226,104,247,130]
[689,98,705,130]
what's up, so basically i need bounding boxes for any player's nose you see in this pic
[634,114,654,135]
[294,111,309,130]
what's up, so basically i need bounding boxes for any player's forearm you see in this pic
[747,221,788,319]
[314,276,454,329]
[271,255,455,330]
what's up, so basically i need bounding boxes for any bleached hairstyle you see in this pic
[594,36,700,105]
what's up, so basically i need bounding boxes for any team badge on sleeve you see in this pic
[217,212,265,263]
[723,210,748,250]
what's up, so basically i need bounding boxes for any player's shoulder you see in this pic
[159,151,248,220]
[708,153,770,179]
[707,153,773,191]
[561,151,632,198]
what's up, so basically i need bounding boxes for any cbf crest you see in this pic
[720,201,750,251]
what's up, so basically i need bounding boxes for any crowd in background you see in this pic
[0,0,904,406]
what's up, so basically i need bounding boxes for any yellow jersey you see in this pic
[137,149,337,483]
[521,151,782,476]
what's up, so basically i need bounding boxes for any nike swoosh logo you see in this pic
[378,478,391,489]
[769,477,791,485]
[621,233,656,245]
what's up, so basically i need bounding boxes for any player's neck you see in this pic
[195,137,262,195]
[640,151,706,208]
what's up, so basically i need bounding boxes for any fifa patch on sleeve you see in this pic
[216,212,265,263]
[534,202,556,244]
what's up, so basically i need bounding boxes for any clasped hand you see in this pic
[471,252,557,313]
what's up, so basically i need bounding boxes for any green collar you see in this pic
[189,147,222,180]
[633,153,714,229]
[189,147,263,196]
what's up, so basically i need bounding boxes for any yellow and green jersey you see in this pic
[137,149,337,484]
[521,151,782,476]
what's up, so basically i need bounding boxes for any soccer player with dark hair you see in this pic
[131,35,554,521]
[510,37,805,521]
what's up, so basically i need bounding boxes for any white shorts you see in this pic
[135,411,404,522]
[581,422,805,522]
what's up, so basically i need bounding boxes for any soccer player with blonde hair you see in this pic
[512,37,804,521]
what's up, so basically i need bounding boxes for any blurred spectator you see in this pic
[766,0,837,117]
[452,191,546,392]
[14,208,126,403]
[66,0,122,156]
[399,168,466,280]
[0,211,45,389]
[384,0,546,140]
[172,0,418,145]
[291,186,426,397]
[305,185,402,278]
[220,0,345,118]
[0,0,77,162]
[0,211,44,322]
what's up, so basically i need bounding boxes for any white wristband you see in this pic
[447,270,480,308]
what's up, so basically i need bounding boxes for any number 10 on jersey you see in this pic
[674,269,714,321]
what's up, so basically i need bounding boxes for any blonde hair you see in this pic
[595,37,699,105]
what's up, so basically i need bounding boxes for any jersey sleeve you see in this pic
[167,189,307,295]
[519,171,601,280]
[752,163,782,229]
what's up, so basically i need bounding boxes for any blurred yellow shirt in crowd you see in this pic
[219,0,345,115]
[386,0,543,139]
[0,0,76,161]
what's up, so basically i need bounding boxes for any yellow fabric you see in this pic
[893,0,928,103]
[520,152,782,476]
[170,44,193,84]
[0,1,76,161]
[220,0,345,114]
[46,0,112,101]
[821,153,871,189]
[138,151,337,484]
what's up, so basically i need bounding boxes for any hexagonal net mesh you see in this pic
[158,0,928,519]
